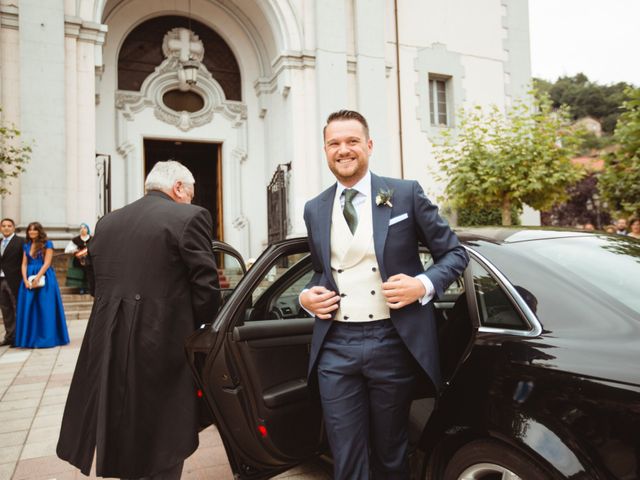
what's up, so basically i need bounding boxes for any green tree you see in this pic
[433,95,585,226]
[0,109,31,196]
[599,87,640,217]
[533,74,633,133]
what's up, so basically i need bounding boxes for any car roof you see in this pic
[456,227,596,245]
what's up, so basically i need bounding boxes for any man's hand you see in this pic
[382,274,426,309]
[300,286,340,320]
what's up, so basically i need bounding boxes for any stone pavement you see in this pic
[0,313,329,479]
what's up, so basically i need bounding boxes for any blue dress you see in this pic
[15,240,69,348]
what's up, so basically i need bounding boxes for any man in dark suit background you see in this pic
[300,110,469,479]
[57,160,220,479]
[0,218,25,347]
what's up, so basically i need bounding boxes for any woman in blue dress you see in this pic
[15,222,69,348]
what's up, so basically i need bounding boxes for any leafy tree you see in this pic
[599,87,640,217]
[533,74,633,133]
[0,109,31,196]
[433,95,584,226]
[541,173,611,228]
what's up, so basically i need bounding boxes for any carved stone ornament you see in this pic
[162,27,205,63]
[115,29,247,132]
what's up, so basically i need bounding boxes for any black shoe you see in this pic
[0,339,12,347]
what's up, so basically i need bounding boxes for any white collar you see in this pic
[335,170,372,200]
[2,233,15,242]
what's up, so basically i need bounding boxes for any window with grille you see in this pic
[428,76,450,126]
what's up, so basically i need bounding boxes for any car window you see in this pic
[247,253,312,321]
[470,258,528,330]
[420,251,465,299]
[214,251,245,290]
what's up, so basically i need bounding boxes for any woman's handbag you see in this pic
[27,275,45,288]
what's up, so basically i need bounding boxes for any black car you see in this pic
[186,229,640,479]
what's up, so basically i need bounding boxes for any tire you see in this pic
[443,439,551,480]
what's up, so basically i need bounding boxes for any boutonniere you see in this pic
[375,188,394,208]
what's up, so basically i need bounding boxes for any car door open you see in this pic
[186,238,325,479]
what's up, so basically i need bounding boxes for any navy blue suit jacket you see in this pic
[303,173,469,390]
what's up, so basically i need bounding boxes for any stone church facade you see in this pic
[0,0,531,258]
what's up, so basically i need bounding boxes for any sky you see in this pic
[528,0,640,86]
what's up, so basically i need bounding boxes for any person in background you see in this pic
[615,217,628,235]
[583,223,595,231]
[0,218,25,347]
[604,224,616,234]
[14,222,69,348]
[628,218,640,239]
[65,223,92,294]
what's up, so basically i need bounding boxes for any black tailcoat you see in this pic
[57,191,220,478]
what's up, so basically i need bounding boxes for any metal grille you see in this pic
[267,163,291,245]
[95,154,111,220]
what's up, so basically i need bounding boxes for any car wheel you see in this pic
[443,439,549,480]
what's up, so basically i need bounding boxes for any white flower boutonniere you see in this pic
[375,188,394,208]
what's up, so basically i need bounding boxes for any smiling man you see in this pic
[300,110,468,479]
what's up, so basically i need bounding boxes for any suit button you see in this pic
[340,293,346,297]
[134,294,141,301]
[343,316,349,320]
[370,290,375,295]
[371,267,377,272]
[337,269,343,273]
[369,314,374,319]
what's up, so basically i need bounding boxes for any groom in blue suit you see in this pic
[300,110,468,479]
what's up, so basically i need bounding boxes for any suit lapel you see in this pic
[318,184,337,286]
[371,173,391,280]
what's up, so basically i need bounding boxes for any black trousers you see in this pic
[317,320,417,480]
[0,278,17,343]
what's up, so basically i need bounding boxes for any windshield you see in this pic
[512,236,640,315]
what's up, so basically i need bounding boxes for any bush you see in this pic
[458,206,520,226]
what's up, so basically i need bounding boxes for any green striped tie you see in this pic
[343,188,358,234]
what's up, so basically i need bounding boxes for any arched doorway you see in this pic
[143,139,223,239]
[97,0,302,257]
[111,14,246,242]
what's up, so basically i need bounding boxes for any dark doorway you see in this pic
[143,139,222,239]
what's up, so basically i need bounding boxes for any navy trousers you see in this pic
[317,319,417,480]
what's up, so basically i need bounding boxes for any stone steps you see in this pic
[61,286,93,321]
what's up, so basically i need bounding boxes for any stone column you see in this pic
[64,18,106,229]
[0,5,22,222]
[314,0,349,188]
[353,0,390,175]
[64,19,79,226]
[76,23,105,226]
[18,0,66,226]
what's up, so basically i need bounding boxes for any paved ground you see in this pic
[0,313,329,479]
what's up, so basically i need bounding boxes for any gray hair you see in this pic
[144,160,195,193]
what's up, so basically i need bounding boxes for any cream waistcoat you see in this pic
[330,195,390,322]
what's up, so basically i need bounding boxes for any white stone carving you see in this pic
[162,27,205,63]
[115,54,247,132]
[232,215,248,230]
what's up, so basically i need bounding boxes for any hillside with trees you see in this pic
[535,75,638,228]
